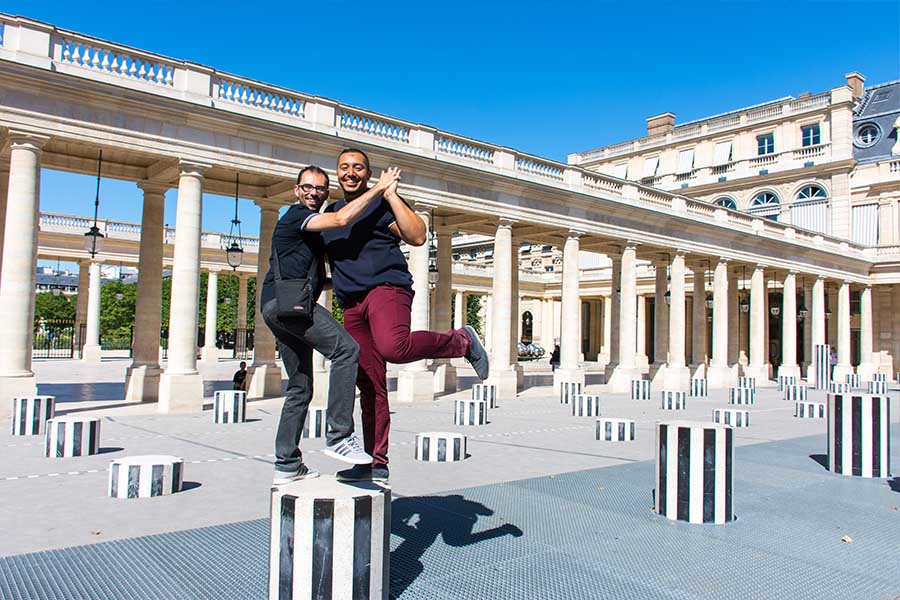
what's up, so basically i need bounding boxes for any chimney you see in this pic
[845,72,865,99]
[646,112,675,136]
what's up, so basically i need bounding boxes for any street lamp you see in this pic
[84,150,105,258]
[226,173,243,270]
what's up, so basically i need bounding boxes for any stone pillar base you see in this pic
[743,364,772,386]
[690,363,707,379]
[124,365,162,403]
[0,375,37,399]
[635,355,650,372]
[486,368,518,399]
[707,364,738,389]
[81,344,102,363]
[199,346,219,364]
[663,365,691,391]
[776,364,802,381]
[607,365,641,393]
[856,362,876,382]
[396,369,435,403]
[649,363,666,388]
[158,371,204,413]
[248,364,284,399]
[553,368,586,395]
[831,364,854,384]
[312,369,329,405]
[431,361,458,394]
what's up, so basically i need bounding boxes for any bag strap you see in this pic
[270,223,319,284]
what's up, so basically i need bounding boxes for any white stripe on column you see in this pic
[688,427,704,524]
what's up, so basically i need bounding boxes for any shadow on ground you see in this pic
[390,494,522,598]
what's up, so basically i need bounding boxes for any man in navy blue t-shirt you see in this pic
[322,148,490,483]
[261,164,400,485]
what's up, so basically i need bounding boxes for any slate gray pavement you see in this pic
[1,358,898,599]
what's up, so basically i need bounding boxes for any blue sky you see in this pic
[5,0,898,270]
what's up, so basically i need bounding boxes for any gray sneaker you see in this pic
[322,435,373,465]
[463,325,490,380]
[273,463,320,485]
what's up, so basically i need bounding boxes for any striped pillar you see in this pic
[454,399,487,426]
[472,384,498,408]
[11,396,55,435]
[655,421,734,524]
[867,380,888,394]
[829,382,851,394]
[795,401,826,419]
[214,391,247,424]
[827,393,891,478]
[713,409,750,428]
[44,416,101,457]
[660,390,687,410]
[109,455,184,499]
[269,476,390,600]
[302,408,327,439]
[872,373,887,383]
[736,377,756,391]
[846,373,861,389]
[689,379,708,398]
[596,418,635,441]
[729,388,755,405]
[571,394,601,417]
[784,385,808,402]
[559,381,582,405]
[778,375,797,391]
[415,432,466,462]
[631,380,651,400]
[814,344,830,390]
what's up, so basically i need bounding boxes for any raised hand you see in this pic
[374,167,401,192]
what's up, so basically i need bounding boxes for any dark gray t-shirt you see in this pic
[260,204,325,306]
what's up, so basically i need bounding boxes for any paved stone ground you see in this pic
[1,359,898,599]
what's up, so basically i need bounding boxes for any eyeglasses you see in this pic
[297,184,328,194]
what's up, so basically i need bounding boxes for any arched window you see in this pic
[749,191,780,221]
[792,185,829,234]
[521,311,533,344]
[795,185,827,202]
[714,196,737,210]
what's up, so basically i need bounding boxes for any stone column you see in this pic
[653,261,669,365]
[483,294,492,352]
[158,162,207,413]
[635,295,648,369]
[777,271,801,379]
[602,295,612,362]
[431,227,456,393]
[125,182,165,402]
[312,290,331,405]
[605,255,622,372]
[486,220,517,397]
[237,272,248,328]
[745,265,770,383]
[665,251,690,389]
[554,231,585,390]
[857,286,875,380]
[398,211,435,402]
[728,268,741,366]
[200,269,219,364]
[248,201,283,398]
[540,297,555,350]
[453,290,465,329]
[832,281,853,382]
[74,260,90,358]
[691,262,708,370]
[608,243,639,392]
[807,276,827,384]
[708,259,733,388]
[0,160,9,280]
[509,237,524,388]
[801,280,812,376]
[81,261,103,363]
[0,133,47,399]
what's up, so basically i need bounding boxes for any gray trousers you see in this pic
[262,299,360,473]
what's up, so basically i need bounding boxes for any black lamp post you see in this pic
[83,150,105,258]
[226,174,243,270]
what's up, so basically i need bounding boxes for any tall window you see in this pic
[521,311,533,344]
[801,124,821,147]
[757,133,775,155]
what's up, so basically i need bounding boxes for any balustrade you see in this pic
[215,77,306,118]
[56,36,175,88]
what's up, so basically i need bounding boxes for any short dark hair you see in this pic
[338,147,371,171]
[296,165,330,187]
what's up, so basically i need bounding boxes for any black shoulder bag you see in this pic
[271,242,317,319]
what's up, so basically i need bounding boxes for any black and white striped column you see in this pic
[559,381,582,405]
[689,379,708,398]
[472,384,498,408]
[661,391,687,411]
[778,376,796,391]
[872,373,887,383]
[784,385,807,402]
[713,409,750,428]
[794,401,826,419]
[454,399,487,426]
[302,407,327,439]
[596,418,635,441]
[814,344,830,390]
[829,382,850,394]
[631,380,651,400]
[109,455,184,499]
[10,396,55,436]
[846,373,860,389]
[415,432,466,462]
[729,387,755,405]
[867,380,888,394]
[214,390,247,424]
[44,416,101,457]
[269,476,390,600]
[655,421,734,524]
[571,394,601,417]
[737,377,756,391]
[827,393,891,478]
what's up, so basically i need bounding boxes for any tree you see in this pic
[466,294,482,337]
[99,280,136,348]
[34,292,76,323]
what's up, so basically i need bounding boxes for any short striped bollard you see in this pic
[660,390,687,411]
[827,393,891,478]
[713,409,750,428]
[795,401,826,419]
[214,390,246,424]
[44,416,101,457]
[729,387,755,405]
[11,396,55,436]
[472,383,498,408]
[415,432,466,462]
[572,394,601,417]
[454,399,488,426]
[595,418,635,441]
[109,455,184,499]
[631,380,651,400]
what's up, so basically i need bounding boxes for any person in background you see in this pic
[232,361,248,391]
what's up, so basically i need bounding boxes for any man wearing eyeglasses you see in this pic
[261,164,400,485]
[321,148,490,483]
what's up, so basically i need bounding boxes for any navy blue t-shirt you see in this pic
[321,194,413,307]
[260,204,326,306]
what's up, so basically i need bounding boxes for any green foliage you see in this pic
[332,302,344,325]
[466,294,482,337]
[34,292,76,323]
[161,272,255,335]
[99,280,136,346]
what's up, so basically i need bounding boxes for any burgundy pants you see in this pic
[342,284,470,466]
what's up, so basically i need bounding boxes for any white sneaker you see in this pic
[322,435,373,465]
[273,464,319,485]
